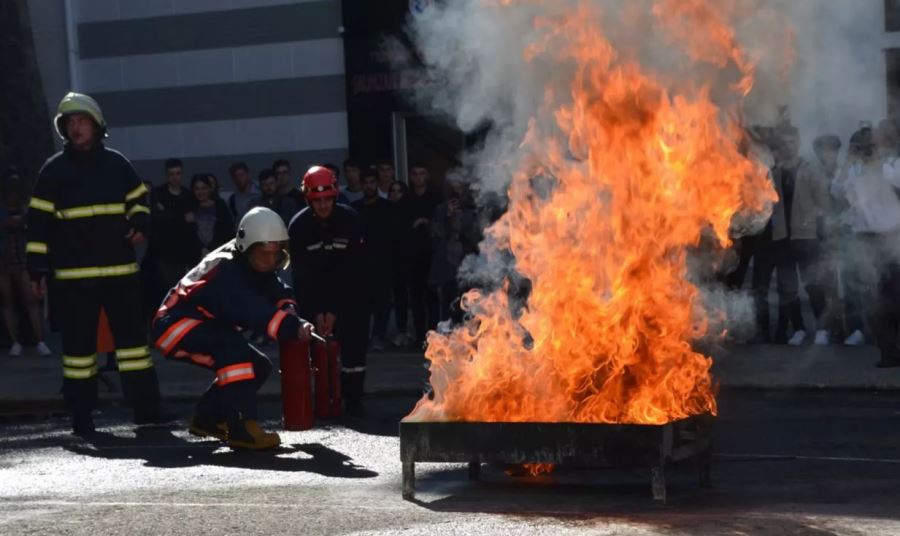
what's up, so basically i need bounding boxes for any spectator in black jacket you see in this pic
[150,158,195,294]
[188,173,233,257]
[402,163,443,347]
[352,168,394,350]
[255,168,300,226]
[429,177,480,324]
[388,180,412,347]
[227,161,259,223]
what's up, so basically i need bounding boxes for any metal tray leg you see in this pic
[402,460,415,500]
[651,464,667,503]
[468,460,481,481]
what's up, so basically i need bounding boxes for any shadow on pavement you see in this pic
[406,460,900,533]
[63,427,378,478]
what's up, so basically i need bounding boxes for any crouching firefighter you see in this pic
[289,166,368,416]
[152,207,315,450]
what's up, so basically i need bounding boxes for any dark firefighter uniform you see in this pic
[26,143,160,419]
[288,204,368,405]
[152,242,303,427]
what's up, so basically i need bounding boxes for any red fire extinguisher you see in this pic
[280,339,313,431]
[313,338,342,418]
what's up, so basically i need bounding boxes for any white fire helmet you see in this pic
[235,207,289,252]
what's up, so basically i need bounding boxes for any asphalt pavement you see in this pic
[1,390,900,535]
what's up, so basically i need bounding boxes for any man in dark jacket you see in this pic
[351,168,394,350]
[153,207,314,449]
[26,92,168,435]
[255,168,300,226]
[289,166,368,415]
[401,163,443,347]
[150,158,195,295]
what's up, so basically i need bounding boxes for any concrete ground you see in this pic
[1,390,900,535]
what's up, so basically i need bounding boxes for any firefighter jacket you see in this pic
[26,143,150,282]
[288,204,364,319]
[153,241,303,354]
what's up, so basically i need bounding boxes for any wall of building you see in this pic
[49,0,348,183]
[784,0,888,150]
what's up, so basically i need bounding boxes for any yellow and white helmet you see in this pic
[54,92,107,139]
[236,207,289,252]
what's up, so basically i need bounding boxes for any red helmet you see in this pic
[302,166,338,200]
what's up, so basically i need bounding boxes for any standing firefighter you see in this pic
[26,92,167,435]
[152,207,315,449]
[289,166,368,416]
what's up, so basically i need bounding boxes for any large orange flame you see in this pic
[407,1,777,425]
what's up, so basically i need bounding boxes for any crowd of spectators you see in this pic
[724,119,900,366]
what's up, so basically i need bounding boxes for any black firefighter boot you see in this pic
[124,369,178,425]
[72,410,95,437]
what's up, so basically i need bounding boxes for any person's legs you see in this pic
[775,240,805,341]
[0,273,19,348]
[372,274,391,341]
[872,239,900,366]
[751,239,776,342]
[101,276,162,421]
[391,268,410,345]
[726,234,757,290]
[409,253,430,344]
[795,240,828,331]
[14,272,45,345]
[157,318,276,445]
[56,280,102,434]
[337,306,369,415]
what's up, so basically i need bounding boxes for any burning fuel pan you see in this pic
[400,414,712,503]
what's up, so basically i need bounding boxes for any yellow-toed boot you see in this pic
[188,416,228,441]
[227,420,281,450]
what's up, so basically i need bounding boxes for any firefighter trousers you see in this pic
[335,308,368,402]
[57,276,160,414]
[153,317,271,422]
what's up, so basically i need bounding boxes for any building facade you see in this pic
[28,0,348,182]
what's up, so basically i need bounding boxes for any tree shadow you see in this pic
[63,426,377,478]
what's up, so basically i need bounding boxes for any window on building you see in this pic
[887,49,900,119]
[887,0,900,32]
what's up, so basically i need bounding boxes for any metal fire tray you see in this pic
[400,414,712,503]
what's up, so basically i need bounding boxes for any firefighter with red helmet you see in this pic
[26,92,168,436]
[152,207,315,449]
[288,166,368,416]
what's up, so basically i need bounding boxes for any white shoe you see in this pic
[788,330,807,346]
[36,341,52,356]
[844,329,865,346]
[392,333,408,348]
[813,330,829,346]
[8,342,22,357]
[371,337,385,351]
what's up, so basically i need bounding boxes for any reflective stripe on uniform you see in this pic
[117,357,154,372]
[29,197,55,213]
[63,353,98,379]
[55,263,139,280]
[26,242,48,254]
[216,363,255,386]
[125,183,149,201]
[63,365,99,379]
[341,366,367,373]
[63,354,97,368]
[155,318,202,354]
[55,203,125,219]
[116,346,150,359]
[126,205,151,218]
[267,310,289,339]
